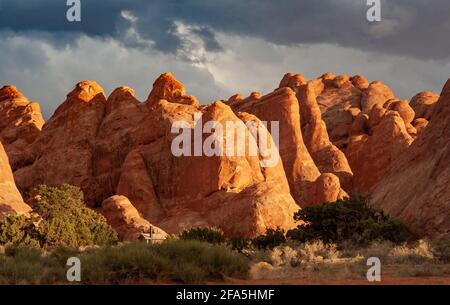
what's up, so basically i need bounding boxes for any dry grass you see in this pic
[249,239,450,281]
[0,240,250,284]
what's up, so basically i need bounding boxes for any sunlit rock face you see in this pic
[370,79,450,239]
[0,85,44,171]
[10,74,298,238]
[3,72,449,240]
[0,142,31,219]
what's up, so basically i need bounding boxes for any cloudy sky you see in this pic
[0,0,449,118]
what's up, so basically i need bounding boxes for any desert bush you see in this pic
[0,215,41,247]
[351,240,394,262]
[0,240,249,284]
[249,262,274,280]
[287,197,415,244]
[252,228,286,249]
[0,245,66,284]
[270,246,299,267]
[0,184,118,249]
[254,240,342,269]
[297,240,341,262]
[431,239,450,263]
[31,184,117,248]
[228,236,252,252]
[179,227,226,244]
[80,240,249,284]
[344,239,435,265]
[388,240,434,264]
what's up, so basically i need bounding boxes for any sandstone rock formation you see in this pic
[296,82,353,192]
[123,97,298,237]
[409,91,440,137]
[102,195,167,241]
[308,74,421,194]
[0,85,44,170]
[410,91,439,121]
[229,83,348,207]
[370,79,450,239]
[361,81,395,113]
[0,142,31,219]
[2,72,449,240]
[346,110,413,194]
[10,74,299,238]
[229,87,321,206]
[412,118,429,136]
[14,81,107,205]
[148,72,200,106]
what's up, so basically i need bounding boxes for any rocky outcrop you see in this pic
[409,91,439,137]
[229,87,321,206]
[102,195,167,241]
[317,77,397,150]
[370,79,450,239]
[11,74,298,238]
[316,76,363,150]
[14,81,107,205]
[3,72,450,240]
[296,82,353,192]
[0,142,31,219]
[92,86,151,207]
[229,83,348,206]
[123,98,298,237]
[279,73,306,88]
[0,85,44,170]
[349,102,415,193]
[311,74,420,194]
[412,118,429,136]
[347,110,413,194]
[147,72,199,106]
[410,91,439,121]
[360,81,395,113]
[307,173,348,206]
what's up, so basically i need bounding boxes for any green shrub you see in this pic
[228,236,251,252]
[286,197,415,244]
[0,240,250,284]
[0,184,118,248]
[4,244,42,260]
[179,227,226,244]
[0,245,65,285]
[360,218,414,244]
[32,184,117,248]
[252,228,286,249]
[0,215,41,247]
[80,240,249,284]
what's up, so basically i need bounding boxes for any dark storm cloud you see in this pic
[0,0,449,60]
[1,0,449,119]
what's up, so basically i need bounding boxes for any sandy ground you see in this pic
[223,276,450,285]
